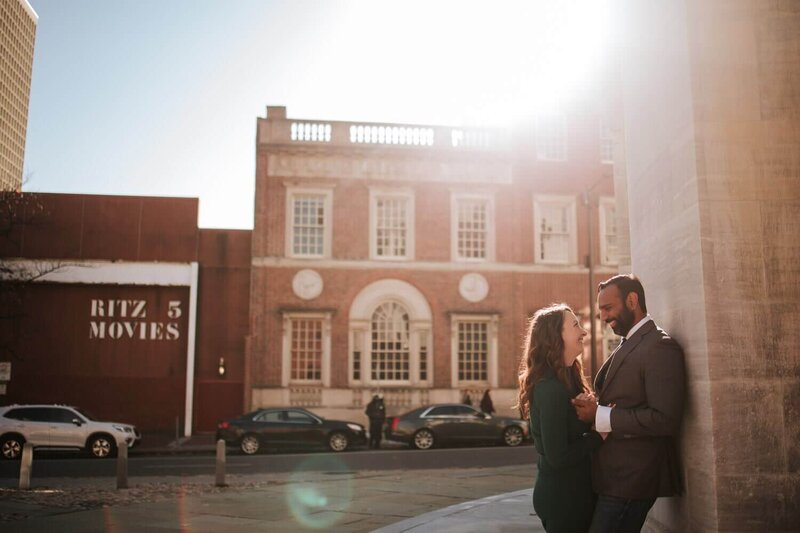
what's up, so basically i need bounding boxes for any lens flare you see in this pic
[286,456,354,529]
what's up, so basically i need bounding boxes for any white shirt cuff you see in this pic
[595,405,612,433]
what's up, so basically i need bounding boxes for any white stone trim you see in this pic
[20,0,38,22]
[533,194,578,265]
[369,187,415,260]
[281,312,332,388]
[450,192,496,263]
[349,279,433,388]
[450,313,499,389]
[598,196,618,266]
[284,186,333,259]
[0,260,194,285]
[251,257,617,275]
[183,262,199,437]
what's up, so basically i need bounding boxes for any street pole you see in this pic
[583,190,597,378]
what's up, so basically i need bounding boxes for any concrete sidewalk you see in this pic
[0,462,545,532]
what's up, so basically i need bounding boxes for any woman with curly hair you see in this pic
[516,303,606,532]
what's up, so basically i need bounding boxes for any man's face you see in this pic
[598,285,636,337]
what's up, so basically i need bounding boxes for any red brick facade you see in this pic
[248,107,618,423]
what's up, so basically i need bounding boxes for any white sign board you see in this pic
[0,362,10,381]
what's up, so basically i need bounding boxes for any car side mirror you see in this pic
[72,418,83,426]
[480,412,490,419]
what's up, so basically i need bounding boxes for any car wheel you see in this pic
[88,434,117,458]
[503,425,524,447]
[240,434,260,455]
[412,428,435,450]
[1,435,24,460]
[328,431,349,452]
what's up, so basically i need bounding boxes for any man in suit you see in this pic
[572,274,685,533]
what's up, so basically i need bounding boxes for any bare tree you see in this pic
[0,189,64,360]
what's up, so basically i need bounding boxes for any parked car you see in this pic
[384,403,529,450]
[0,404,141,460]
[216,407,367,454]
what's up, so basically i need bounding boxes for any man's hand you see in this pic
[571,396,598,423]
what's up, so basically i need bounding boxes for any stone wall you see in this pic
[620,1,799,531]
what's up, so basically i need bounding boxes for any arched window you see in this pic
[370,301,410,381]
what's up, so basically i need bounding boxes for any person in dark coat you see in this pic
[480,389,495,415]
[517,303,605,532]
[365,394,386,449]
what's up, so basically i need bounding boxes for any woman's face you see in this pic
[562,310,587,366]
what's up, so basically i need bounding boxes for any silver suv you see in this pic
[0,404,141,459]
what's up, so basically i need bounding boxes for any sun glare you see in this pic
[323,0,613,127]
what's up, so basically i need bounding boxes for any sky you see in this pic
[23,0,614,229]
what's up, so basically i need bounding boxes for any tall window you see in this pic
[282,312,331,386]
[600,117,614,164]
[599,197,618,265]
[536,114,567,161]
[286,188,332,258]
[533,195,576,264]
[451,314,497,387]
[458,321,488,382]
[289,318,322,381]
[370,189,414,259]
[371,302,410,381]
[452,194,494,261]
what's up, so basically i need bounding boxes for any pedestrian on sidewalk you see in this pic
[365,394,386,449]
[479,389,495,415]
[516,303,605,532]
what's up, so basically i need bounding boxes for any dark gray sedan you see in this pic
[216,407,367,454]
[384,403,529,450]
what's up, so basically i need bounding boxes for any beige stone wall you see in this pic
[621,1,800,531]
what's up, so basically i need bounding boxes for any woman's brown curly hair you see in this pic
[515,303,591,419]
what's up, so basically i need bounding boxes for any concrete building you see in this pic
[616,2,800,531]
[247,105,619,423]
[0,0,37,190]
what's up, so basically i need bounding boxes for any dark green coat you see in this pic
[530,374,603,532]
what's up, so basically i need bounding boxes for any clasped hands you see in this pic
[571,392,610,440]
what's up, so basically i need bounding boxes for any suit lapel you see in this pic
[599,320,656,396]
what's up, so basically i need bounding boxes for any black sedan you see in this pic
[384,403,529,450]
[215,407,367,454]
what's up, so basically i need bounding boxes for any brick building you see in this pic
[0,193,249,435]
[247,106,619,423]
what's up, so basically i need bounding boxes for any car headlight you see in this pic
[346,423,363,432]
[112,424,126,433]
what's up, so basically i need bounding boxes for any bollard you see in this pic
[116,441,128,489]
[19,443,33,490]
[215,439,227,487]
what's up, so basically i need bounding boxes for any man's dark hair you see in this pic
[598,274,647,313]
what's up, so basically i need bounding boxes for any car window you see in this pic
[254,411,282,422]
[73,407,97,421]
[4,408,33,420]
[285,410,316,424]
[453,405,482,417]
[48,408,80,424]
[5,407,50,422]
[426,406,457,417]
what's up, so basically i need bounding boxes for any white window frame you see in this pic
[285,187,333,259]
[369,187,415,260]
[598,197,618,266]
[450,193,495,262]
[533,194,578,265]
[535,114,568,162]
[450,314,498,388]
[281,312,332,387]
[600,116,614,165]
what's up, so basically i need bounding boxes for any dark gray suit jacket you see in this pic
[592,320,685,499]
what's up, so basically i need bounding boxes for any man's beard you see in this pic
[609,306,636,336]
